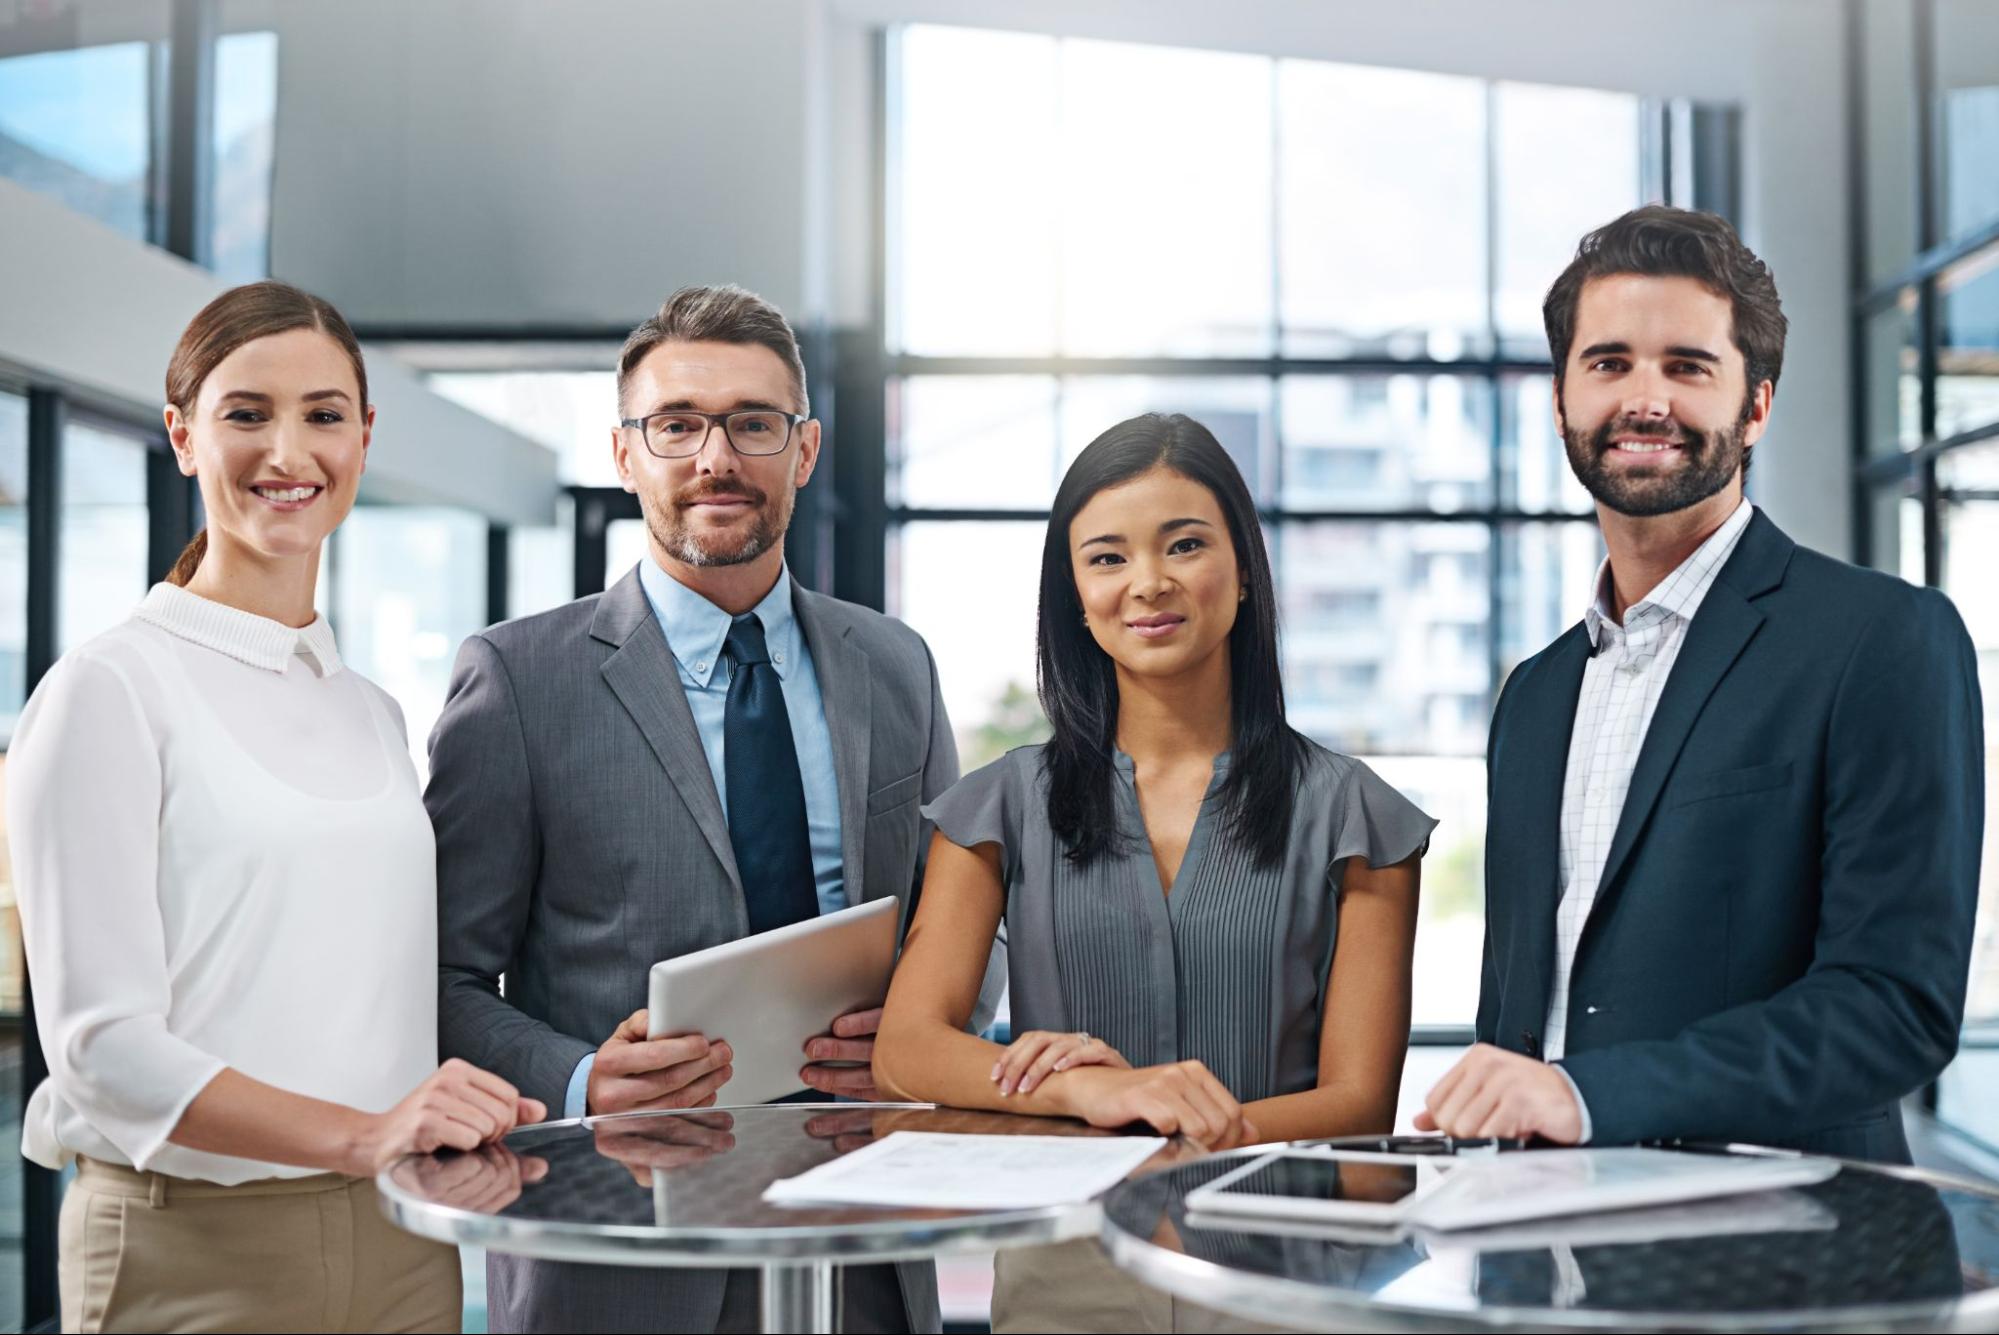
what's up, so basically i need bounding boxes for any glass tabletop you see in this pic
[377,1102,1195,1268]
[1098,1143,1999,1332]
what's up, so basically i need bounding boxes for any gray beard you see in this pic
[649,500,788,568]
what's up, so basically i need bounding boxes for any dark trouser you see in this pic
[488,1256,929,1334]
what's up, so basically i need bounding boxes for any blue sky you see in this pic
[0,42,150,179]
[0,32,277,180]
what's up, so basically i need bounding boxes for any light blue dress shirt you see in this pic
[564,559,847,1118]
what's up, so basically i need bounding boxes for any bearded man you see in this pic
[1416,207,1983,1163]
[429,286,980,1332]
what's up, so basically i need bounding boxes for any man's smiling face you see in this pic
[1556,273,1770,518]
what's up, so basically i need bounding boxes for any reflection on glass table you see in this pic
[379,1103,1196,1334]
[1100,1141,1999,1332]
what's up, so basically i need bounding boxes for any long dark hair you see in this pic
[1037,413,1307,867]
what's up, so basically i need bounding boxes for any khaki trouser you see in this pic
[60,1157,462,1334]
[992,1239,1299,1334]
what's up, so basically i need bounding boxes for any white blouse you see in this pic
[6,584,439,1183]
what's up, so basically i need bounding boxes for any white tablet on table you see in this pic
[1185,1145,1840,1235]
[646,896,900,1106]
[1185,1149,1461,1226]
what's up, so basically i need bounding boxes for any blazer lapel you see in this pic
[1584,511,1791,934]
[794,586,873,907]
[591,570,743,897]
[1501,624,1590,1026]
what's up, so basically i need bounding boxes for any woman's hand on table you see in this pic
[992,1029,1131,1096]
[1045,1061,1258,1150]
[353,1058,545,1174]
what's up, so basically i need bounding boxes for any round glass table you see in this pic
[376,1102,1192,1333]
[1098,1140,1999,1332]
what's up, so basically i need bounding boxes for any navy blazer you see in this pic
[1478,509,1984,1163]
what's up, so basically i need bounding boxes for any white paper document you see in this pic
[762,1131,1167,1210]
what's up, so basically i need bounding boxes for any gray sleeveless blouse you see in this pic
[923,743,1436,1103]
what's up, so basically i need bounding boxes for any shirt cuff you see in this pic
[1551,1062,1593,1144]
[564,1053,595,1121]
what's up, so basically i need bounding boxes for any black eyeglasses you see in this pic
[618,409,806,459]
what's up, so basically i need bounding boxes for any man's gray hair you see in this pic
[616,284,808,414]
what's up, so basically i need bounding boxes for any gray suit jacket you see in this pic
[429,568,973,1333]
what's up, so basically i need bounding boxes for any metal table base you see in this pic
[761,1260,835,1333]
[379,1102,1190,1335]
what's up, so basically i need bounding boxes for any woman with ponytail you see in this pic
[875,414,1435,1330]
[6,282,540,1332]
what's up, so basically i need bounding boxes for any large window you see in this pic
[1939,443,1999,1030]
[883,26,1716,1026]
[0,393,26,739]
[0,11,279,276]
[1853,0,1999,1148]
[0,393,25,1335]
[332,507,490,779]
[56,419,149,655]
[0,37,158,242]
[210,30,279,282]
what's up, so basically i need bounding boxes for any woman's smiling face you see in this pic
[169,326,372,563]
[1069,465,1243,681]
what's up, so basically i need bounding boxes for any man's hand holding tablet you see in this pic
[801,1005,887,1099]
[585,1009,736,1116]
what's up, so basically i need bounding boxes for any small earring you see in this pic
[1080,613,1089,626]
[1238,588,1248,603]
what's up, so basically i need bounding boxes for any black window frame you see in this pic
[1845,0,1999,1150]
[859,25,1741,1043]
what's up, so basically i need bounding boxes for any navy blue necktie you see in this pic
[723,614,819,934]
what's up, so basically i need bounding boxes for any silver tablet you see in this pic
[1184,1149,1459,1226]
[646,896,900,1106]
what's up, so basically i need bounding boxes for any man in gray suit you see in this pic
[428,285,973,1333]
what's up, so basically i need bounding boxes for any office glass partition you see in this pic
[331,507,487,781]
[887,520,1047,773]
[0,392,26,1335]
[0,393,26,740]
[427,369,621,489]
[1863,294,1923,456]
[509,499,575,621]
[210,30,278,281]
[1055,42,1275,359]
[1499,374,1595,514]
[1277,62,1489,359]
[428,370,612,617]
[888,376,1062,510]
[1936,0,1999,245]
[56,420,150,656]
[1280,374,1494,512]
[1939,442,1999,1031]
[1937,250,1999,440]
[1491,82,1644,355]
[0,38,160,243]
[885,25,1716,1029]
[889,26,1061,357]
[602,518,651,591]
[1852,0,1999,1149]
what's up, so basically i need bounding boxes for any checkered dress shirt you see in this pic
[1546,499,1755,1072]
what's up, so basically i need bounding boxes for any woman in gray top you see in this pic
[876,412,1434,1149]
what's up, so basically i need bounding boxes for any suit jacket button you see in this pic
[1521,1030,1540,1056]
